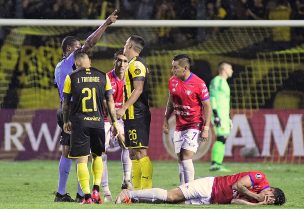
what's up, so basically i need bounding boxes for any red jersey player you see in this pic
[101,50,132,202]
[163,54,212,185]
[115,170,286,206]
[106,67,124,109]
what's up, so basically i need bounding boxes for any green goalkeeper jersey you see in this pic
[209,75,230,121]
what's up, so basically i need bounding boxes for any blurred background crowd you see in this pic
[0,0,302,21]
[1,0,303,44]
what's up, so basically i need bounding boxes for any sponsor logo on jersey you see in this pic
[185,90,192,95]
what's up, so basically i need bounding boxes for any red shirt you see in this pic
[168,73,209,131]
[104,69,124,122]
[211,171,270,204]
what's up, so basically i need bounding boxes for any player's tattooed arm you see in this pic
[106,94,117,124]
[165,93,174,120]
[232,175,265,202]
[201,99,212,129]
[102,99,109,119]
[163,94,174,134]
[201,99,212,140]
[106,94,120,138]
[117,79,144,119]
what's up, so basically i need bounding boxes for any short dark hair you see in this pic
[74,49,88,60]
[61,36,80,53]
[129,35,145,53]
[273,187,286,205]
[173,54,192,67]
[217,61,232,70]
[114,49,124,60]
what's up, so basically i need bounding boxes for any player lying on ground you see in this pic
[116,171,285,206]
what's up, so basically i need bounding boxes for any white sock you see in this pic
[130,188,167,203]
[101,154,109,190]
[178,162,185,185]
[121,149,132,181]
[181,159,194,183]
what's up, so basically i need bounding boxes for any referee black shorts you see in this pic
[69,122,105,158]
[124,113,151,149]
[56,109,70,146]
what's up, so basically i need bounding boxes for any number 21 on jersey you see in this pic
[82,87,97,112]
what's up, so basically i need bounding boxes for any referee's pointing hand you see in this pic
[105,9,118,26]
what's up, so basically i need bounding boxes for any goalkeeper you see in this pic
[209,62,233,172]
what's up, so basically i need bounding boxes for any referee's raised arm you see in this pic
[82,10,118,52]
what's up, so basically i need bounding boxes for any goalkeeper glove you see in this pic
[213,109,221,127]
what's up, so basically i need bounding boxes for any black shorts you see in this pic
[69,122,105,158]
[56,109,70,146]
[124,113,151,149]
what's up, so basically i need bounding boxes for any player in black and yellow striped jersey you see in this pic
[62,50,119,204]
[117,35,152,190]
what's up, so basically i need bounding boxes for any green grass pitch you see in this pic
[0,160,303,209]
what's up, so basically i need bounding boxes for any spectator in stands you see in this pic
[268,0,292,43]
[175,0,197,20]
[293,0,304,42]
[50,0,81,19]
[0,0,14,18]
[121,0,138,19]
[214,0,228,20]
[175,0,198,41]
[136,0,155,19]
[155,0,176,44]
[295,0,304,17]
[206,2,217,20]
[18,0,42,19]
[246,0,266,20]
[204,1,227,37]
[233,0,250,19]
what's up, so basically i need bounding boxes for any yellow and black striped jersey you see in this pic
[63,67,112,128]
[124,56,150,120]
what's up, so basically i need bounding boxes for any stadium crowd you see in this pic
[1,0,302,44]
[0,0,302,21]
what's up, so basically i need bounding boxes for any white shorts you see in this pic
[179,177,214,205]
[174,129,201,153]
[104,119,124,151]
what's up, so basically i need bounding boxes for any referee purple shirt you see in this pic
[54,52,75,103]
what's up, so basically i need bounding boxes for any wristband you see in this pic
[202,126,209,131]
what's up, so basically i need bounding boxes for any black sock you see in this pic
[56,192,63,197]
[77,193,84,197]
[84,194,91,200]
[93,185,100,192]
